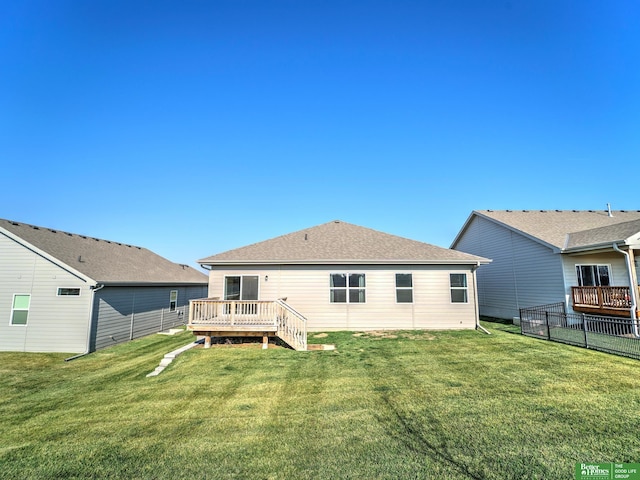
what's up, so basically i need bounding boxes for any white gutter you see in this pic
[612,243,639,337]
[65,283,105,361]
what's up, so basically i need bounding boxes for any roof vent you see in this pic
[607,203,613,217]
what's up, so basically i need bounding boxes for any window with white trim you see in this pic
[169,290,178,312]
[576,265,611,287]
[57,288,81,296]
[330,273,366,303]
[396,274,413,303]
[11,294,30,325]
[450,274,468,303]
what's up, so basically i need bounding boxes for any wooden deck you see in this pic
[571,286,639,318]
[188,299,307,351]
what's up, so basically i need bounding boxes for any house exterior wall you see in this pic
[92,284,208,350]
[453,215,565,320]
[0,232,92,353]
[206,264,479,331]
[561,252,631,313]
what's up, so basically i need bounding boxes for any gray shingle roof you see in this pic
[199,220,490,265]
[0,219,208,285]
[467,210,640,251]
[565,218,640,250]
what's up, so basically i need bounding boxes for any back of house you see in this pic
[197,220,490,332]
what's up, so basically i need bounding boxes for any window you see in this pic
[576,265,611,287]
[57,288,81,296]
[11,294,30,325]
[224,276,259,314]
[330,273,365,303]
[224,276,259,300]
[450,274,468,303]
[396,274,413,303]
[169,290,178,312]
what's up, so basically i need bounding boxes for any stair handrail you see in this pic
[275,299,307,351]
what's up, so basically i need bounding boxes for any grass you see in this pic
[1,322,640,479]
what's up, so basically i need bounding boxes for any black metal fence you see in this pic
[520,302,640,360]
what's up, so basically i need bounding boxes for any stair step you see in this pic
[158,328,184,336]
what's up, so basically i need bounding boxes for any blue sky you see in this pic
[2,1,639,268]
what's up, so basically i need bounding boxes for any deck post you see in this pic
[262,334,268,349]
[205,335,211,349]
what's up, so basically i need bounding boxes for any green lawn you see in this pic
[1,322,640,479]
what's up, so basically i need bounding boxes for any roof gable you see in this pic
[199,220,489,265]
[453,210,640,252]
[0,219,208,285]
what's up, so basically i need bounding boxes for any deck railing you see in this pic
[571,286,633,311]
[188,299,307,350]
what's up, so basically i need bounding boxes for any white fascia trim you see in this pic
[200,259,492,267]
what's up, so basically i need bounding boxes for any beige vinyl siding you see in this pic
[0,232,91,353]
[561,252,630,314]
[208,264,478,331]
[454,215,564,319]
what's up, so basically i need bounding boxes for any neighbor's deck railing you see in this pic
[188,299,307,351]
[571,286,636,315]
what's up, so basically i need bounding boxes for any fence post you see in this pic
[582,313,589,349]
[545,311,551,340]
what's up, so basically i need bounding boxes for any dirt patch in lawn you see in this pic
[353,331,435,340]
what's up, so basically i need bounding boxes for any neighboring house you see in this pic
[0,219,208,353]
[195,220,490,333]
[451,210,640,321]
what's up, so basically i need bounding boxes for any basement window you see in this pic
[57,288,81,296]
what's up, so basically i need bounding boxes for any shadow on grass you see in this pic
[480,316,513,325]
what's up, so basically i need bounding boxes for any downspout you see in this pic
[612,243,639,337]
[472,263,490,334]
[65,283,105,361]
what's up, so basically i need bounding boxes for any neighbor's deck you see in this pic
[571,286,640,318]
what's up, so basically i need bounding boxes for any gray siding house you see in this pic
[195,220,490,333]
[451,210,640,321]
[0,219,208,353]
